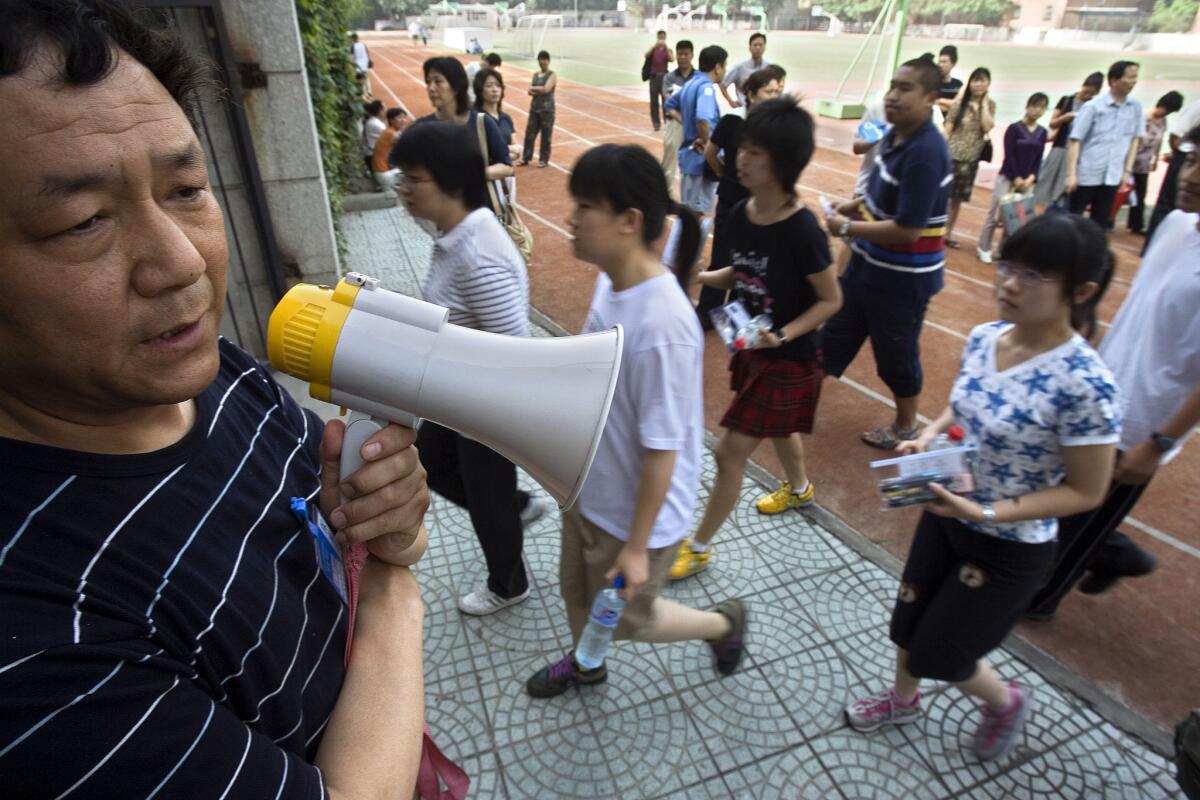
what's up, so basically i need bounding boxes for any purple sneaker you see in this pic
[974,683,1034,761]
[709,599,746,676]
[525,651,606,698]
[845,689,923,732]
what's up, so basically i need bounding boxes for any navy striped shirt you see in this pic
[0,339,344,799]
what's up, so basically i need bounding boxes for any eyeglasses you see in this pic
[995,261,1061,288]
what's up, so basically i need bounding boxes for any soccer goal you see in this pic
[513,14,564,58]
[943,23,984,41]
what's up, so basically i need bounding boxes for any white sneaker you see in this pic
[977,247,993,264]
[457,586,530,616]
[520,495,556,526]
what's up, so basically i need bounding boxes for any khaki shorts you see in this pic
[560,506,677,640]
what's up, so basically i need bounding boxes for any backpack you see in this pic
[1177,709,1200,799]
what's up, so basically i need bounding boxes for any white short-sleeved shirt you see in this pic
[576,272,704,549]
[1168,98,1200,139]
[951,322,1122,544]
[1099,210,1200,462]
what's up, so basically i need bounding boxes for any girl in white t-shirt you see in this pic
[844,213,1120,762]
[525,144,748,698]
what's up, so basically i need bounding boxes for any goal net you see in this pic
[943,23,984,41]
[513,14,564,58]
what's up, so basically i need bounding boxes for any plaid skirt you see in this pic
[720,349,824,438]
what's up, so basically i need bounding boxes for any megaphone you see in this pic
[267,272,622,509]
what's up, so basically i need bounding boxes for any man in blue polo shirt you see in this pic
[665,44,726,221]
[822,53,951,449]
[1065,59,1145,230]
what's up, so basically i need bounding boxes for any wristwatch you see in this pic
[1150,431,1176,453]
[980,503,997,524]
[837,219,852,239]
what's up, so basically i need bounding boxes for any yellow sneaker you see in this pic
[755,481,815,514]
[669,539,712,580]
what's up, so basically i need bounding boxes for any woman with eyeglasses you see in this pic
[845,213,1120,763]
[419,56,512,184]
[389,122,550,617]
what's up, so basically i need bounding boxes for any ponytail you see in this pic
[570,144,699,288]
[1072,247,1114,341]
[667,202,702,290]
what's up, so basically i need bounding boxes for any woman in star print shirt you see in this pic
[844,213,1120,763]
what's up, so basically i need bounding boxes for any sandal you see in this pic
[945,239,961,249]
[861,424,921,450]
[537,161,549,168]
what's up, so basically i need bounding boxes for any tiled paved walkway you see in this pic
[277,203,1181,798]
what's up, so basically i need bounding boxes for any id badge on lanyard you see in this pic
[290,496,348,604]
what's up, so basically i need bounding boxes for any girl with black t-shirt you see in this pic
[670,96,843,581]
[694,65,785,325]
[1033,72,1103,207]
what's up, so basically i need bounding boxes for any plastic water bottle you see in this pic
[928,424,965,451]
[733,313,774,351]
[575,576,626,670]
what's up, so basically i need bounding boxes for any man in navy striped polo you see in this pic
[821,53,952,450]
[0,2,430,797]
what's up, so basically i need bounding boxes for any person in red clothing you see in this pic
[645,30,674,132]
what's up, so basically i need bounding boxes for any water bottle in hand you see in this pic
[733,314,774,351]
[928,424,965,451]
[575,576,626,670]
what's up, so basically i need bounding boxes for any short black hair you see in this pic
[1185,123,1200,147]
[901,52,941,95]
[537,50,551,61]
[999,213,1115,338]
[1157,91,1184,114]
[656,29,667,36]
[472,66,503,112]
[1027,92,1049,107]
[739,95,814,194]
[1108,59,1138,83]
[485,52,502,67]
[364,99,384,117]
[763,63,786,81]
[676,39,694,53]
[1084,71,1104,90]
[0,0,212,126]
[385,107,406,122]
[699,45,728,73]
[939,44,958,64]
[743,67,780,100]
[749,32,766,45]
[390,121,488,210]
[423,56,470,115]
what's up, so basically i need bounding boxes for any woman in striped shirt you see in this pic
[391,122,551,617]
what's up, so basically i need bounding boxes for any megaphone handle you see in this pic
[339,412,406,505]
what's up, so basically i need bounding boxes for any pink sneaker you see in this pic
[845,689,923,732]
[974,683,1034,761]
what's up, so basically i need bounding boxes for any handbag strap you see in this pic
[475,113,505,216]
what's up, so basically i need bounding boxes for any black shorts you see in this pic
[889,512,1055,682]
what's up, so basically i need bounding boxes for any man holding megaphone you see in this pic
[0,5,432,797]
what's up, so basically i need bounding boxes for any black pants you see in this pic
[416,421,529,599]
[1128,172,1150,232]
[1027,480,1149,616]
[821,256,935,399]
[695,199,735,325]
[1068,183,1119,230]
[891,513,1055,682]
[523,109,555,165]
[648,73,665,129]
[1144,149,1185,253]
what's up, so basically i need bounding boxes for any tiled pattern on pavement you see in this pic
[333,205,1181,798]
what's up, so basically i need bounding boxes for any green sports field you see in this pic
[487,27,1200,122]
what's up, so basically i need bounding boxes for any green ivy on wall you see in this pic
[295,0,363,254]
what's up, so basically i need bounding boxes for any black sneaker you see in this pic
[526,651,607,698]
[708,599,746,676]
